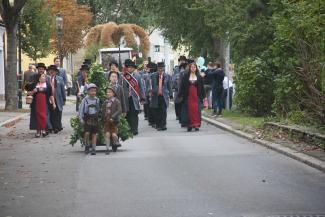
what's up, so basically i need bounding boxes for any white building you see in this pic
[0,22,5,100]
[148,29,176,74]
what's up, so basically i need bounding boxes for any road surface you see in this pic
[0,104,324,217]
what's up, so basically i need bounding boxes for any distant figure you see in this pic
[24,64,36,84]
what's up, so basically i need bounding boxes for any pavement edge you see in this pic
[202,116,325,173]
[0,113,29,128]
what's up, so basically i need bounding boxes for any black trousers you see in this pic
[50,106,62,130]
[175,102,182,120]
[126,97,139,134]
[144,97,149,119]
[148,106,156,125]
[156,96,167,129]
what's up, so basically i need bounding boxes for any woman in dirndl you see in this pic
[178,62,205,132]
[26,73,55,137]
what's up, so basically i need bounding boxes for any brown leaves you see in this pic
[49,0,93,56]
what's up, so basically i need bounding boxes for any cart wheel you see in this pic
[112,145,118,152]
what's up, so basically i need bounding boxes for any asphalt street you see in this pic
[0,103,324,217]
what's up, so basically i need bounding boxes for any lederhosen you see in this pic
[84,98,99,135]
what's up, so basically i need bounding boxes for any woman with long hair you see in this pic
[26,73,55,137]
[178,63,205,132]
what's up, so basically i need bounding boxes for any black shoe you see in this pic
[133,131,138,136]
[105,149,110,155]
[162,127,167,131]
[195,128,200,131]
[59,128,63,132]
[187,127,192,132]
[85,146,90,154]
[152,125,157,129]
[42,132,48,137]
[91,149,96,155]
[157,128,163,131]
[53,129,59,134]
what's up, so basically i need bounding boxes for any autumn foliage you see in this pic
[49,0,92,57]
[86,22,150,57]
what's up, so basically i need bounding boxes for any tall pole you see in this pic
[224,32,230,110]
[18,14,23,109]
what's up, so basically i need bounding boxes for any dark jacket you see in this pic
[102,98,122,124]
[109,83,127,113]
[209,68,225,95]
[178,72,205,103]
[149,72,173,108]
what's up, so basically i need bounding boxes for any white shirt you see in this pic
[223,76,233,89]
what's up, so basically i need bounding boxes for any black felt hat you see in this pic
[157,62,165,68]
[124,59,137,68]
[36,63,46,69]
[47,65,59,73]
[83,59,92,65]
[187,59,195,64]
[178,56,187,61]
[80,64,90,71]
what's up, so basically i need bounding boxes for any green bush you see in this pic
[234,57,275,116]
[70,63,133,146]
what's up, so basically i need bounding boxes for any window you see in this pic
[154,45,160,52]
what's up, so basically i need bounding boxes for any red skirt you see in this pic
[188,84,201,128]
[35,92,47,130]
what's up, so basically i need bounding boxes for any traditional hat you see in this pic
[36,63,46,69]
[187,59,195,64]
[83,59,92,65]
[124,59,137,68]
[80,64,90,71]
[157,62,165,68]
[178,56,187,61]
[47,65,59,73]
[106,85,117,96]
[87,83,97,90]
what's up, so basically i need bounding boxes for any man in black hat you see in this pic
[48,65,66,133]
[31,63,51,84]
[147,62,157,127]
[149,62,173,131]
[74,64,90,111]
[122,59,145,135]
[172,56,187,121]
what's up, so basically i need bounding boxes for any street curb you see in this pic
[0,113,29,128]
[202,115,325,173]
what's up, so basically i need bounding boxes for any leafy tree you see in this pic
[50,0,92,62]
[21,0,53,63]
[0,0,27,110]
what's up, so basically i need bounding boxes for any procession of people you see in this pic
[24,55,233,155]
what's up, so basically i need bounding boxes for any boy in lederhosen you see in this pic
[78,83,100,155]
[102,86,122,155]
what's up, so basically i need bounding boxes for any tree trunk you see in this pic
[5,25,18,110]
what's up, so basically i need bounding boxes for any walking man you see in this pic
[54,57,68,88]
[48,65,66,133]
[172,56,187,121]
[149,62,173,131]
[122,59,145,135]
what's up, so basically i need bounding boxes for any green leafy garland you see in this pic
[70,63,133,146]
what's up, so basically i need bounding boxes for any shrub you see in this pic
[234,57,275,116]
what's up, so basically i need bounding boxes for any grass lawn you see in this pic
[205,109,265,129]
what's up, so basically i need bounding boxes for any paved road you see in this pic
[0,104,325,217]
